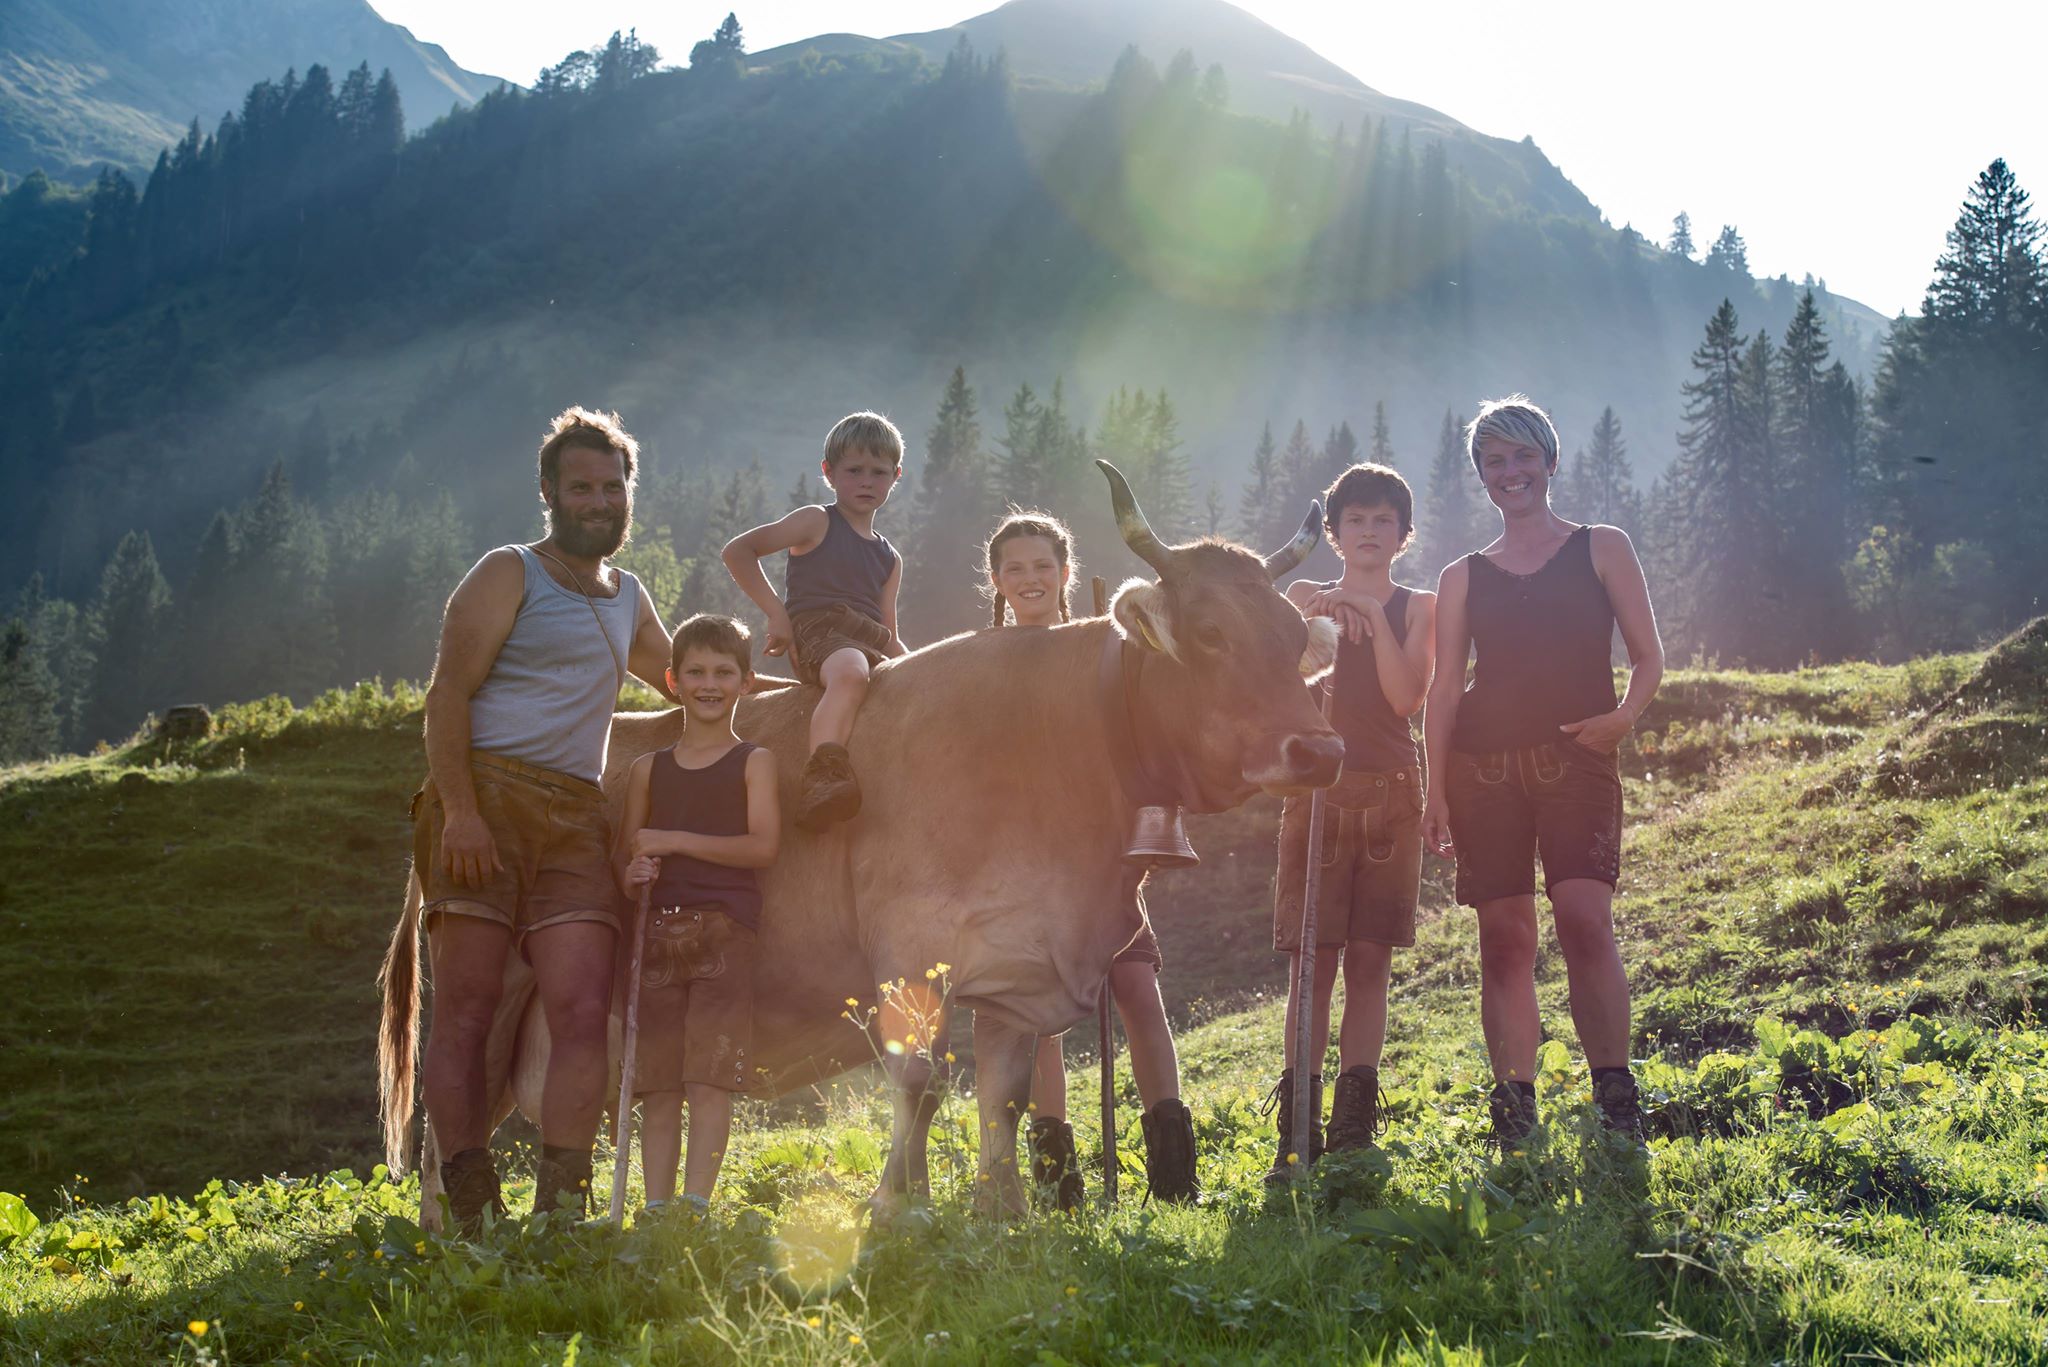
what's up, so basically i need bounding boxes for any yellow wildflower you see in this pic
[188,1321,209,1336]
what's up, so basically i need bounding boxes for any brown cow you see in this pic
[379,462,1342,1223]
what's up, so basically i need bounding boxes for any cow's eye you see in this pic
[1193,622,1229,654]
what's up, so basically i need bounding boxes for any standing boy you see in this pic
[618,614,780,1210]
[722,412,906,830]
[1269,463,1437,1181]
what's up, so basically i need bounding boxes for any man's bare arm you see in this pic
[423,549,522,888]
[626,580,680,704]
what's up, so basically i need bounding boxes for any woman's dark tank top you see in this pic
[1311,582,1419,774]
[1450,525,1618,753]
[645,742,763,930]
[784,504,898,620]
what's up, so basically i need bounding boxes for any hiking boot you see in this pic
[1488,1081,1539,1155]
[439,1146,505,1237]
[532,1144,593,1218]
[1593,1069,1647,1144]
[1124,804,1199,869]
[797,743,862,831]
[1262,1069,1323,1185]
[1028,1115,1085,1213]
[1141,1098,1201,1203]
[1325,1064,1386,1153]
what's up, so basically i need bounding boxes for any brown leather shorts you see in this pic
[790,604,893,687]
[1273,767,1422,950]
[412,753,620,946]
[1115,902,1163,972]
[1445,740,1623,907]
[632,905,758,1094]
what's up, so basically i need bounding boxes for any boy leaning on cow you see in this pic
[400,393,1653,1233]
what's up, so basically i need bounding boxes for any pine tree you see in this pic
[902,366,990,636]
[1706,224,1749,276]
[1667,212,1694,258]
[1322,420,1360,482]
[1775,290,1858,658]
[1579,407,1642,537]
[226,462,339,700]
[83,530,171,743]
[1277,419,1319,527]
[1368,400,1395,473]
[692,12,746,75]
[1927,157,2043,334]
[0,618,62,762]
[1237,422,1280,544]
[1416,410,1485,582]
[1666,299,1780,663]
[995,382,1045,509]
[1140,390,1193,539]
[12,574,93,747]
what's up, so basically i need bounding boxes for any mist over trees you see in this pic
[0,16,2040,756]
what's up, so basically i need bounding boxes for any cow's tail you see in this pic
[377,867,425,1173]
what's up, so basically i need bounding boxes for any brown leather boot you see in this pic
[1141,1098,1200,1203]
[439,1146,504,1237]
[1488,1081,1539,1154]
[797,743,862,831]
[1262,1069,1323,1185]
[1593,1069,1647,1143]
[531,1144,593,1218]
[1326,1065,1387,1153]
[1028,1115,1085,1212]
[1124,805,1199,868]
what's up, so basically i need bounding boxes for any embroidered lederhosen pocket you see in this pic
[1530,743,1568,785]
[643,906,740,988]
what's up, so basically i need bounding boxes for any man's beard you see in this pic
[547,499,630,558]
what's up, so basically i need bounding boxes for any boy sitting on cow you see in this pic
[1270,463,1437,1181]
[617,614,780,1212]
[723,412,908,832]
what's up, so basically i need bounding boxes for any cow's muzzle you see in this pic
[1244,731,1346,795]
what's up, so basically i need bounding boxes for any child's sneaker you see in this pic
[1123,804,1199,868]
[797,743,862,830]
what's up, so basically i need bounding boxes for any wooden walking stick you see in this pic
[1093,574,1119,1203]
[609,883,654,1227]
[1287,688,1333,1179]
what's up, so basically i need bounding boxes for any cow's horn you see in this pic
[1263,501,1323,581]
[1096,459,1174,575]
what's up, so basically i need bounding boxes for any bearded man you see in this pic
[412,406,675,1230]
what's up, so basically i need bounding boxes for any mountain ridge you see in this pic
[0,0,509,182]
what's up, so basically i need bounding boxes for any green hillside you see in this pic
[4,626,2045,1362]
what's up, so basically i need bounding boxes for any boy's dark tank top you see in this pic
[1311,582,1419,774]
[646,742,763,930]
[784,504,898,621]
[1450,525,1619,753]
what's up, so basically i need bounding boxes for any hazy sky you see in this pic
[373,1,2046,318]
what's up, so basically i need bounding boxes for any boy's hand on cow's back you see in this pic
[1305,586,1379,644]
[624,854,660,889]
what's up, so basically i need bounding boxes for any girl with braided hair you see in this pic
[984,512,1198,1206]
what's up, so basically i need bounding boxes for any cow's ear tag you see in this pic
[1136,616,1167,654]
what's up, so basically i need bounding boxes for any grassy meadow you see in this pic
[4,624,2046,1363]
